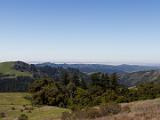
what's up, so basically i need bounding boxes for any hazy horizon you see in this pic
[1,60,160,66]
[0,0,160,64]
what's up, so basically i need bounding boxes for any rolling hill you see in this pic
[96,98,160,120]
[120,70,160,87]
[0,61,32,77]
[37,63,160,73]
[37,63,160,87]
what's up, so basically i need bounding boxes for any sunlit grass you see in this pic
[0,93,69,120]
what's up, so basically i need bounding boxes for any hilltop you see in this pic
[0,61,32,77]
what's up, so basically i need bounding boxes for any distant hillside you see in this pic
[0,61,37,92]
[37,63,124,73]
[0,61,32,77]
[120,70,160,87]
[37,63,160,87]
[116,64,160,73]
[37,63,160,73]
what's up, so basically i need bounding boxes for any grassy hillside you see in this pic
[96,98,160,120]
[0,93,69,120]
[0,62,32,77]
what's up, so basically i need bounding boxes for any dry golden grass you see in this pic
[95,98,160,120]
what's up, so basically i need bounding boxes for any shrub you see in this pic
[28,110,32,113]
[0,112,6,118]
[20,109,24,112]
[11,107,16,110]
[18,114,28,120]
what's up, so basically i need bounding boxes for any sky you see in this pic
[0,0,160,64]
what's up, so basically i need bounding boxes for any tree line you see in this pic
[29,71,160,109]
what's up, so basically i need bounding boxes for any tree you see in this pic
[110,73,119,90]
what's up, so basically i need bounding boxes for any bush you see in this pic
[11,107,16,110]
[20,109,24,112]
[0,112,6,118]
[18,114,28,120]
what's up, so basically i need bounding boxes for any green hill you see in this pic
[0,61,32,77]
[0,61,34,92]
[0,93,69,120]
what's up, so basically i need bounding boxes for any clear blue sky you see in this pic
[0,0,160,64]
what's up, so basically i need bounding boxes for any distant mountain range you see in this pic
[37,62,160,73]
[37,62,160,87]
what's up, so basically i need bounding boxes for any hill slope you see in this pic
[0,61,40,92]
[120,70,160,86]
[0,93,69,120]
[96,98,160,120]
[0,61,32,77]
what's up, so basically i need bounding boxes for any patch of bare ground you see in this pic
[95,98,160,120]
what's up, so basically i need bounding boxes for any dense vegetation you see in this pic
[29,72,160,110]
[29,72,128,109]
[0,76,33,92]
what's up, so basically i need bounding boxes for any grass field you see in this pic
[0,62,32,77]
[0,93,69,120]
